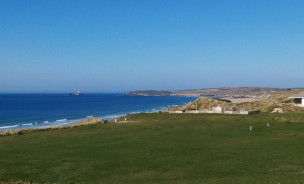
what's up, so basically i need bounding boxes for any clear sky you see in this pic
[0,0,303,93]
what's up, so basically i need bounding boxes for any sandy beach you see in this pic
[222,97,263,103]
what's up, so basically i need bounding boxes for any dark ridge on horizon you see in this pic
[130,86,295,92]
[128,87,297,96]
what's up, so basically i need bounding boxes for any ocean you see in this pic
[0,94,197,130]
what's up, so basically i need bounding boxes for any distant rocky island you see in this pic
[128,87,288,97]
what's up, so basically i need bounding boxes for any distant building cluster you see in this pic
[169,106,260,115]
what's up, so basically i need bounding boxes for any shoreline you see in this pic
[0,95,196,133]
[0,107,175,136]
[0,117,103,136]
[0,111,165,136]
[0,113,137,132]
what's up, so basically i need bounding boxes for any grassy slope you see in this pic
[1,113,304,183]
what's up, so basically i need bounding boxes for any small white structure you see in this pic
[289,94,304,107]
[224,110,260,115]
[271,108,284,113]
[212,106,223,113]
[169,111,183,114]
[184,110,200,114]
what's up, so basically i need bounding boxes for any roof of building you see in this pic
[289,94,304,98]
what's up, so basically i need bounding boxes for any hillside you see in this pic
[172,89,304,113]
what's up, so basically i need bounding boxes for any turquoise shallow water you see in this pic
[0,94,196,130]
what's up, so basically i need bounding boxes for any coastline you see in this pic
[0,112,142,134]
[0,105,180,136]
[0,117,103,136]
[0,94,197,133]
[0,110,165,136]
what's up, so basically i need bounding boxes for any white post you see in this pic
[250,126,252,131]
[125,118,127,122]
[115,119,117,123]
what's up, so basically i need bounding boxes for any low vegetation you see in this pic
[1,113,304,183]
[179,90,304,113]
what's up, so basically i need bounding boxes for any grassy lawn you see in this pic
[1,113,304,183]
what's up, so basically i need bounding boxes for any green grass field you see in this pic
[1,113,304,183]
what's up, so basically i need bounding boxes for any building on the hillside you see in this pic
[289,94,304,107]
[212,106,223,113]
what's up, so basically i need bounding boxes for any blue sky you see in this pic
[0,0,303,92]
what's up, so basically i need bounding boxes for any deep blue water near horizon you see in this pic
[0,94,197,130]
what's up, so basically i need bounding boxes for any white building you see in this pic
[212,106,223,113]
[289,94,304,107]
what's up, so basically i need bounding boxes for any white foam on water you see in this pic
[0,125,19,129]
[57,122,69,126]
[21,123,33,126]
[56,119,67,122]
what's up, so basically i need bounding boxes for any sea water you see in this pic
[0,94,197,130]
